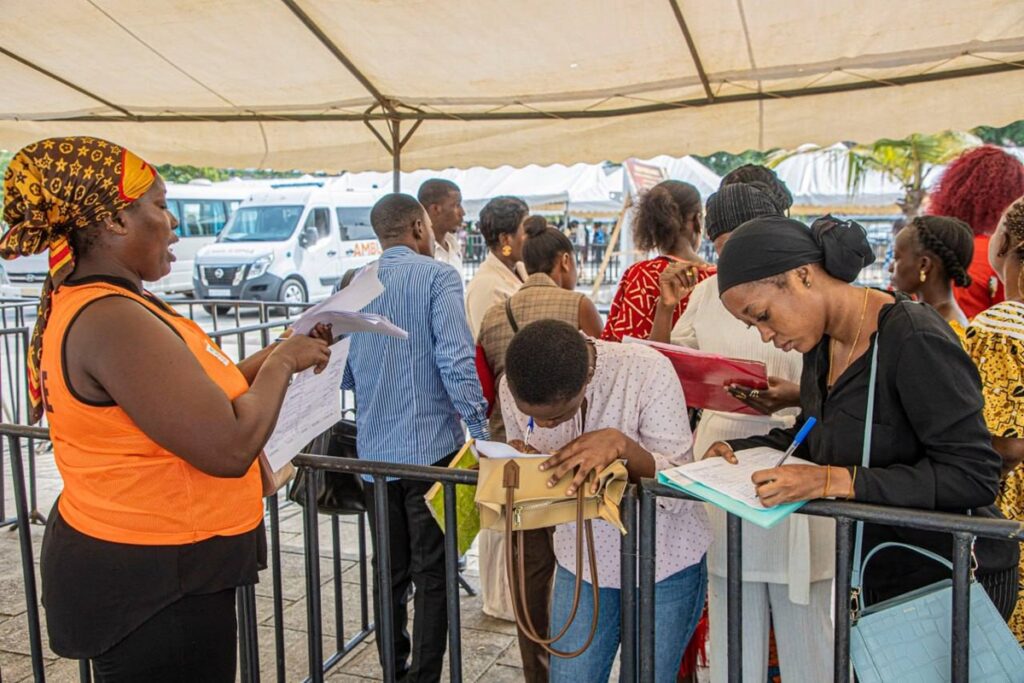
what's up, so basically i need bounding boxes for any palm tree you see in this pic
[769,132,979,220]
[844,132,979,219]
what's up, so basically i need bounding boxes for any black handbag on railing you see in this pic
[288,414,366,515]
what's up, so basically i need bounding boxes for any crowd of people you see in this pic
[3,135,1024,683]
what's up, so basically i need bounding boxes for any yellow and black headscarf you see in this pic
[1,136,156,423]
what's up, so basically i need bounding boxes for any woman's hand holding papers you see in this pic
[270,329,331,374]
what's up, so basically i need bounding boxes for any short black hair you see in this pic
[523,222,575,275]
[721,164,793,212]
[478,196,529,249]
[370,193,425,241]
[417,179,459,209]
[505,320,589,406]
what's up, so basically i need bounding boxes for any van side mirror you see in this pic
[299,227,318,248]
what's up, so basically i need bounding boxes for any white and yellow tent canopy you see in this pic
[2,0,1022,171]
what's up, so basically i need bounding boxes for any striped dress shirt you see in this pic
[342,246,489,467]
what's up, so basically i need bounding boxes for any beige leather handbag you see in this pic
[475,454,628,657]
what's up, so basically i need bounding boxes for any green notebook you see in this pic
[657,468,806,529]
[424,441,480,556]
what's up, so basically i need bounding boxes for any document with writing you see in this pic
[674,447,811,509]
[264,338,351,472]
[658,447,811,528]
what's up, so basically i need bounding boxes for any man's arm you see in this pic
[429,267,490,440]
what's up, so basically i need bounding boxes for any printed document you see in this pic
[264,338,351,471]
[670,447,812,510]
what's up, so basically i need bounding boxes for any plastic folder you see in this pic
[424,441,480,555]
[656,469,805,529]
[622,337,768,415]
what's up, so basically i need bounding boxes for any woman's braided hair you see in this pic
[912,216,974,288]
[1002,198,1024,298]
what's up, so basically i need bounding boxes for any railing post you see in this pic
[8,436,45,682]
[442,482,463,682]
[302,468,325,683]
[331,515,345,653]
[834,516,853,683]
[371,475,397,683]
[638,483,657,682]
[951,532,972,683]
[619,486,638,683]
[268,493,287,682]
[726,512,742,683]
[79,659,92,682]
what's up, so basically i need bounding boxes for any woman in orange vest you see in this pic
[0,137,331,682]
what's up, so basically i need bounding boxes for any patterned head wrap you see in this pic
[1,136,156,423]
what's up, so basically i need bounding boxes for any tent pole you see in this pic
[391,118,401,192]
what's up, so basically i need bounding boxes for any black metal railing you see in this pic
[5,420,1024,683]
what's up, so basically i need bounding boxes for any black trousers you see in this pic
[91,589,237,683]
[364,454,453,683]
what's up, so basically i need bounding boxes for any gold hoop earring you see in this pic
[502,245,512,257]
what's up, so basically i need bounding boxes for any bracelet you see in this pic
[823,465,832,498]
[846,466,858,500]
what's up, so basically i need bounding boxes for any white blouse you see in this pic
[464,252,528,339]
[500,341,711,588]
[671,275,833,603]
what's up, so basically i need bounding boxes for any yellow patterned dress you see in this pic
[964,300,1024,643]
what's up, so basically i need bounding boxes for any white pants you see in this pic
[709,575,833,683]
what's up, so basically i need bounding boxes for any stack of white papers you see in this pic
[291,263,408,339]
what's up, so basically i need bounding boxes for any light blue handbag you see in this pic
[848,340,1024,682]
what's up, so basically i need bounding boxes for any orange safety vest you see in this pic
[40,280,263,546]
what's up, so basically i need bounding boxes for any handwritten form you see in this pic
[671,447,813,510]
[264,338,351,472]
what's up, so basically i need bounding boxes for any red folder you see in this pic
[624,337,769,415]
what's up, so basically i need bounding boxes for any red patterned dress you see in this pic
[601,256,715,342]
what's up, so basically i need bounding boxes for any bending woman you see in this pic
[655,182,834,682]
[501,320,710,682]
[476,221,602,682]
[706,215,1018,614]
[1,137,330,682]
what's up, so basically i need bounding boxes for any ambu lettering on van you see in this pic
[350,241,382,258]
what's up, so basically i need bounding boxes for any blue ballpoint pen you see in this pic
[774,417,817,467]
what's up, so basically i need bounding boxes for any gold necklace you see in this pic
[828,287,870,388]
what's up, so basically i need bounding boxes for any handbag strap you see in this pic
[502,460,600,657]
[505,298,520,333]
[850,340,880,593]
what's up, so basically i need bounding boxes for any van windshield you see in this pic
[220,205,303,242]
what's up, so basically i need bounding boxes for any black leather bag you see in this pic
[288,416,366,515]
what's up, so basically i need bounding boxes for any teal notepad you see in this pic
[657,469,806,529]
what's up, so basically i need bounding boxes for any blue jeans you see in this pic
[549,556,707,683]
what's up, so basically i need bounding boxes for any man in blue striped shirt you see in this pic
[342,193,488,682]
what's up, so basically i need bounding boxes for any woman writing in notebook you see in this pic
[651,177,834,683]
[704,214,1018,615]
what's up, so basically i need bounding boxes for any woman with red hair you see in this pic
[927,146,1024,319]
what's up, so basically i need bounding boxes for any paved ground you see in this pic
[0,442,529,682]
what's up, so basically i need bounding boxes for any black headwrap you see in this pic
[705,183,782,241]
[717,215,875,295]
